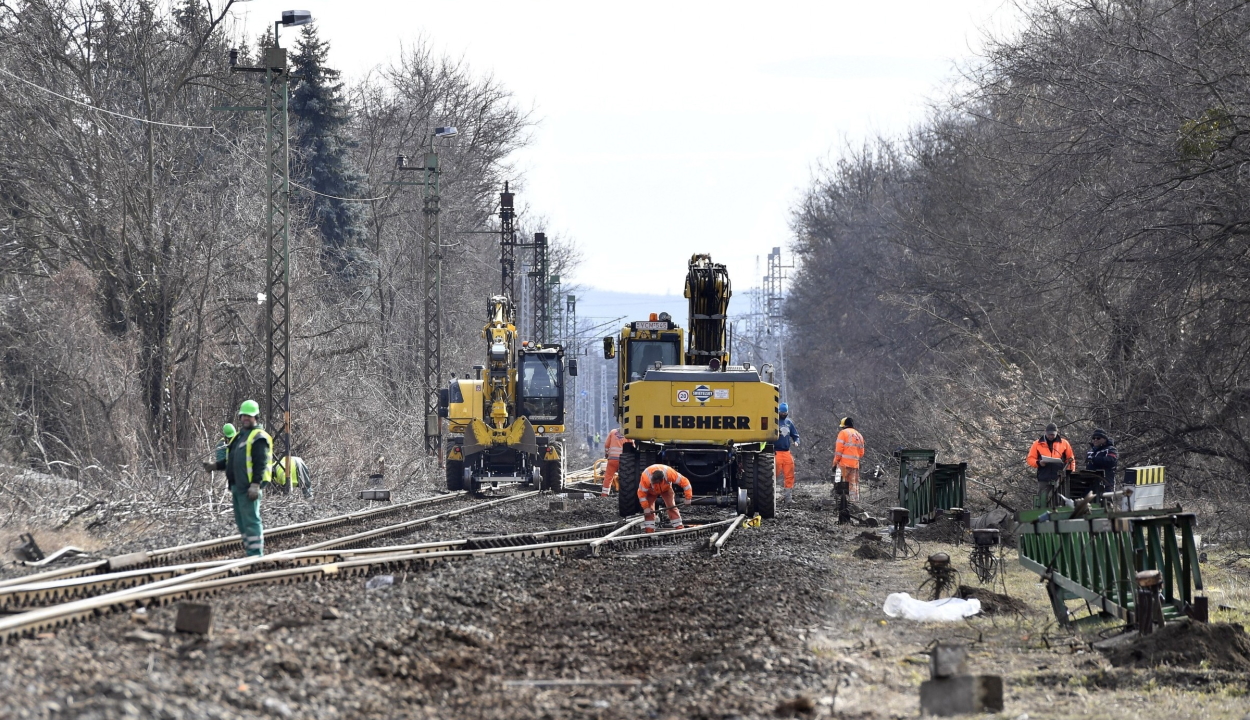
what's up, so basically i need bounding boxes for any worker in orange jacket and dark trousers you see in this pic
[833,417,865,501]
[638,464,693,532]
[1027,422,1076,504]
[775,403,800,503]
[601,426,626,497]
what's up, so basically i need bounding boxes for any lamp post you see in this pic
[220,9,313,483]
[392,127,458,458]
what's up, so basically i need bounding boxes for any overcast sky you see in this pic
[234,1,1019,295]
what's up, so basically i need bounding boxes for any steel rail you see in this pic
[712,514,747,555]
[0,491,469,589]
[0,492,543,612]
[0,515,738,642]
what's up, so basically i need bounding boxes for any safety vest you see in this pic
[638,464,693,498]
[605,429,625,459]
[833,427,865,469]
[273,456,304,487]
[240,428,273,485]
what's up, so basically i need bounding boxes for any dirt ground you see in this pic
[1,481,1249,719]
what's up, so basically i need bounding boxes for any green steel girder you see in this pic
[1017,511,1204,625]
[896,449,967,526]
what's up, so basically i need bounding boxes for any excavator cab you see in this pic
[628,340,680,380]
[517,346,566,427]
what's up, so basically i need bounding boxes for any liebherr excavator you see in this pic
[604,254,780,519]
[439,296,566,493]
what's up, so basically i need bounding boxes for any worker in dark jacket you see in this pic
[203,400,271,556]
[1085,428,1118,494]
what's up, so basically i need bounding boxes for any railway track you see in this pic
[0,490,471,590]
[0,490,539,612]
[0,513,744,642]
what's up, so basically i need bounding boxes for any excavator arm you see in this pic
[684,254,732,367]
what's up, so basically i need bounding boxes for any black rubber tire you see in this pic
[752,452,777,520]
[617,448,642,517]
[541,459,563,491]
[446,459,465,492]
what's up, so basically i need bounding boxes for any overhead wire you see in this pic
[0,67,393,203]
[0,67,215,130]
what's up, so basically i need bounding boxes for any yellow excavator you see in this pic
[604,254,780,519]
[439,295,567,493]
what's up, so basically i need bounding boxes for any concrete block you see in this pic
[930,643,968,678]
[174,603,213,635]
[549,500,567,511]
[357,489,391,501]
[919,675,1003,716]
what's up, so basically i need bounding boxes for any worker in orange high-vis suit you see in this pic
[832,416,865,501]
[637,464,693,533]
[1027,422,1076,504]
[601,426,627,497]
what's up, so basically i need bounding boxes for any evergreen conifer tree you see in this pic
[289,24,369,276]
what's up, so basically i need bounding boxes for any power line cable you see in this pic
[0,67,215,130]
[1,66,393,203]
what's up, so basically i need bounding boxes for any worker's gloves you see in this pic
[247,483,260,501]
[682,496,692,507]
[201,462,216,473]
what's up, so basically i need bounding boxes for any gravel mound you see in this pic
[910,514,964,543]
[955,585,1031,616]
[1104,620,1250,671]
[853,542,890,560]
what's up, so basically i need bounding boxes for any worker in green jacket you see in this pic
[203,400,271,556]
[214,423,236,465]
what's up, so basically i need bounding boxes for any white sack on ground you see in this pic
[882,593,981,621]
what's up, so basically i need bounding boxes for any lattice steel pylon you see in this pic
[499,183,516,299]
[530,232,550,343]
[764,246,793,397]
[263,48,293,465]
[422,151,442,455]
[220,39,298,473]
[549,274,563,345]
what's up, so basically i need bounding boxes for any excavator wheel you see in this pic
[541,459,563,491]
[751,452,777,520]
[446,459,465,492]
[617,449,642,517]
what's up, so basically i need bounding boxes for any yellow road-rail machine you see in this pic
[604,254,780,518]
[439,296,568,493]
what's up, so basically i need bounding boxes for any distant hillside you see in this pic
[572,289,687,327]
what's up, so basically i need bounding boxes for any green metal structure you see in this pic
[895,449,967,527]
[1016,473,1207,625]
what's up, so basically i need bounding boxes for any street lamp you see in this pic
[276,10,313,47]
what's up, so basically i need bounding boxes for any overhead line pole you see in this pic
[219,14,313,476]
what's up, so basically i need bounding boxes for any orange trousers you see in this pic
[602,458,619,494]
[640,487,682,532]
[775,450,795,489]
[838,464,860,501]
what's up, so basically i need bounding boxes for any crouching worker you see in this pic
[638,464,693,533]
[272,456,312,499]
[202,400,270,556]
